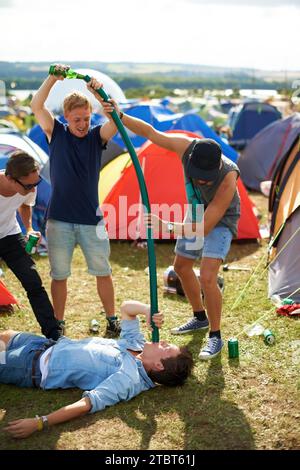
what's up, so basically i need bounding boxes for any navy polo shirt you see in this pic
[48,119,106,225]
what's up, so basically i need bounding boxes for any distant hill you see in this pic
[0,61,297,91]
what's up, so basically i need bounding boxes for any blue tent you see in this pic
[112,105,238,162]
[169,111,238,163]
[229,102,281,150]
[112,104,181,148]
[28,123,49,154]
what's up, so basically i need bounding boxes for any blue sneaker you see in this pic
[199,337,224,360]
[171,317,209,335]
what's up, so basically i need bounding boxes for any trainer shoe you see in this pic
[199,337,224,360]
[171,317,209,335]
[105,318,121,337]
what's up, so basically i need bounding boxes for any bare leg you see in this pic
[174,255,205,312]
[51,279,67,321]
[200,257,223,331]
[96,275,115,317]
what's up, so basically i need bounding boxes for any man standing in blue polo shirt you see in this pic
[31,64,121,336]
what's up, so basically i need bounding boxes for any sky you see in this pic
[1,0,299,71]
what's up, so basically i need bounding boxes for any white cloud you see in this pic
[0,0,14,7]
[186,0,300,6]
[0,0,298,71]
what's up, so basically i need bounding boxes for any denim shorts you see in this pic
[0,333,52,388]
[46,219,112,280]
[175,225,233,261]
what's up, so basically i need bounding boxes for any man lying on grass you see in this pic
[0,301,193,439]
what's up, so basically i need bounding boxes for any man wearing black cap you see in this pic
[101,102,240,360]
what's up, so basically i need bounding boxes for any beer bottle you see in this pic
[49,65,86,80]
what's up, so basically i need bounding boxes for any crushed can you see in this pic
[89,319,100,333]
[263,329,275,345]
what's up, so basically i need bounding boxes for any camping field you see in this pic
[0,193,299,450]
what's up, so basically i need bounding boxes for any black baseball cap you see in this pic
[184,139,222,181]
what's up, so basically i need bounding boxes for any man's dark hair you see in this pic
[148,346,194,387]
[5,151,40,179]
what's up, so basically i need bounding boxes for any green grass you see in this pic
[0,194,299,450]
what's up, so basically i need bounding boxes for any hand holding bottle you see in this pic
[48,64,71,81]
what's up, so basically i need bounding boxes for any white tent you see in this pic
[45,69,126,114]
[0,130,48,166]
[0,130,49,180]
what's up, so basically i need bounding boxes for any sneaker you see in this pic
[199,337,224,360]
[171,317,209,335]
[0,304,14,315]
[105,318,121,337]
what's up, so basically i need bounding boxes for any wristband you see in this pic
[35,415,43,431]
[119,111,124,120]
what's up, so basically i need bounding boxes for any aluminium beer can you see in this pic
[263,329,275,345]
[228,337,239,358]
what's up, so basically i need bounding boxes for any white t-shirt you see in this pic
[0,171,36,239]
[39,346,54,387]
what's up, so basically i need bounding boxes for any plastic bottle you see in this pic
[245,323,265,337]
[49,65,86,80]
[270,294,282,307]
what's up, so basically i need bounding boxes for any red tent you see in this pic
[0,280,18,305]
[101,130,260,240]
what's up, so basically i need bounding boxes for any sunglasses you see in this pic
[14,176,42,190]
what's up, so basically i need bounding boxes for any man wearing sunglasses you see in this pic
[102,101,240,360]
[0,151,63,341]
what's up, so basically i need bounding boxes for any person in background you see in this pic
[0,151,62,340]
[31,64,120,337]
[1,301,193,439]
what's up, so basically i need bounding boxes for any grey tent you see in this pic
[269,208,300,302]
[238,113,300,191]
[268,135,300,302]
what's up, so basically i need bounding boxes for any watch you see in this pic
[41,415,49,429]
[167,222,174,234]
